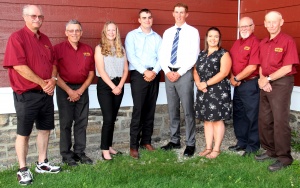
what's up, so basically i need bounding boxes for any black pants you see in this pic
[233,78,260,152]
[129,70,160,149]
[56,84,89,159]
[97,77,124,150]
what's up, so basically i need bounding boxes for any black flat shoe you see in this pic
[102,154,113,161]
[183,146,195,157]
[111,151,123,156]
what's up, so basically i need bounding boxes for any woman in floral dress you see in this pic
[194,27,232,159]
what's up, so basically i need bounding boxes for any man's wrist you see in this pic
[52,76,58,81]
[267,76,272,82]
[234,76,240,82]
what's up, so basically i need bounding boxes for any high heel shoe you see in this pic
[102,153,113,161]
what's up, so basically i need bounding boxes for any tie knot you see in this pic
[177,28,181,32]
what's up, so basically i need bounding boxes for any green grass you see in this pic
[1,150,299,188]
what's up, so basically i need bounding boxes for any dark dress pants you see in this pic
[97,77,123,150]
[56,84,89,159]
[258,76,294,165]
[233,78,260,152]
[129,70,160,149]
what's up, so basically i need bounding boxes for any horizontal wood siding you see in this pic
[0,0,237,86]
[241,0,300,86]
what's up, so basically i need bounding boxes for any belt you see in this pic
[28,89,44,93]
[242,76,259,83]
[168,66,180,72]
[146,67,154,71]
[111,77,121,81]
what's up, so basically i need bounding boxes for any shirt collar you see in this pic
[174,22,187,30]
[137,27,154,35]
[66,40,81,49]
[23,26,41,38]
[268,32,282,43]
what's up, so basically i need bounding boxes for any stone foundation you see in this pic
[0,105,299,168]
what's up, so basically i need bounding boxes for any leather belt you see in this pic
[168,66,180,72]
[146,67,154,71]
[28,89,44,93]
[242,76,259,83]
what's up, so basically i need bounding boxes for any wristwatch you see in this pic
[234,77,240,82]
[52,76,58,81]
[267,76,272,82]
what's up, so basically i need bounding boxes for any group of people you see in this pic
[2,2,298,186]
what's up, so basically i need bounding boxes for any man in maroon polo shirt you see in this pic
[255,11,299,172]
[54,19,94,166]
[3,4,61,186]
[229,17,260,156]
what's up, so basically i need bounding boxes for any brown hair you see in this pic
[173,3,188,12]
[204,27,222,51]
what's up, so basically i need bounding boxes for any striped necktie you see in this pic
[170,28,181,65]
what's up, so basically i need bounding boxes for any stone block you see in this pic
[87,124,101,134]
[0,114,9,127]
[120,119,131,130]
[113,132,129,142]
[154,117,163,127]
[87,135,101,143]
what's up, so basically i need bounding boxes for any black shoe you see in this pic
[228,145,245,152]
[183,146,195,157]
[255,152,276,162]
[62,157,78,167]
[161,142,181,150]
[268,160,290,172]
[73,153,93,164]
[111,151,123,156]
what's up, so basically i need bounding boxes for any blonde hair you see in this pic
[100,21,124,58]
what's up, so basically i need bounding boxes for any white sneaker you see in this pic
[17,168,33,186]
[35,159,61,174]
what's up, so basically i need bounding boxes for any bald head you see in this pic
[264,11,284,39]
[239,17,254,39]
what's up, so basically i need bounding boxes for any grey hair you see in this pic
[22,4,43,15]
[65,19,82,30]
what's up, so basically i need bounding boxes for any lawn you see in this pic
[0,150,299,188]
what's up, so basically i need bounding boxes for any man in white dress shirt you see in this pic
[160,3,200,157]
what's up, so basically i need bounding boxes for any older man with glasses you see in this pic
[228,17,260,156]
[54,19,95,166]
[3,4,61,186]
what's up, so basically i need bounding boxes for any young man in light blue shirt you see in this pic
[125,8,162,159]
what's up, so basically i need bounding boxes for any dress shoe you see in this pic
[73,153,93,164]
[255,152,276,162]
[161,142,181,150]
[130,149,139,159]
[102,153,113,161]
[141,144,155,151]
[183,146,195,157]
[228,145,245,152]
[268,160,290,172]
[62,157,78,167]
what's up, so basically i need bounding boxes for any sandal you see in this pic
[199,148,212,157]
[206,150,221,159]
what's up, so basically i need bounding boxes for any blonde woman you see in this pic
[95,21,128,160]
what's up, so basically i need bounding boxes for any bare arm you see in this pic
[117,52,128,90]
[76,71,94,96]
[13,65,46,88]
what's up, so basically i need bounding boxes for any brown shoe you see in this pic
[130,148,139,159]
[142,144,155,151]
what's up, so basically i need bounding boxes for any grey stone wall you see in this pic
[0,105,299,168]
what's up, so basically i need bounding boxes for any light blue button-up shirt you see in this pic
[125,27,162,74]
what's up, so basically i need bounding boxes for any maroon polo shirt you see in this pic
[3,26,55,94]
[230,34,260,79]
[259,32,299,76]
[54,41,95,84]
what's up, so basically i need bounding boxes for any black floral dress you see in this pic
[195,48,231,121]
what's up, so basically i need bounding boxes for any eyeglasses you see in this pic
[239,24,253,29]
[66,29,82,34]
[26,14,44,20]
